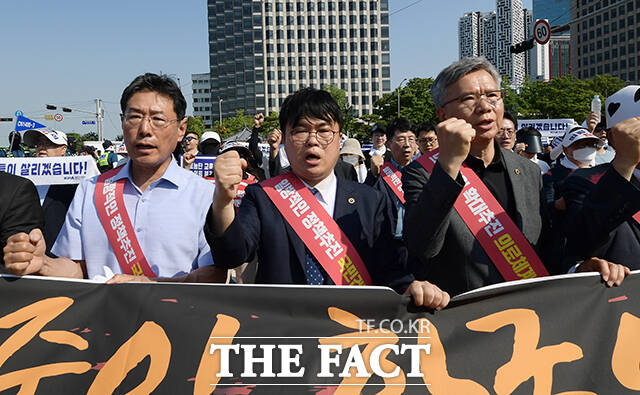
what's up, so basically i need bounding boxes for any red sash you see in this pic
[261,172,372,286]
[380,162,405,204]
[94,168,156,278]
[416,149,549,281]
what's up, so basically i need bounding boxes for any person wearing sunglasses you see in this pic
[182,131,200,170]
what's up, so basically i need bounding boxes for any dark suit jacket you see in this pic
[402,147,553,297]
[0,172,44,267]
[42,184,78,255]
[562,164,640,270]
[205,173,414,293]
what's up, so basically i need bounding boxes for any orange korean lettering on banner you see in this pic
[611,312,640,390]
[87,321,171,394]
[195,314,241,394]
[466,309,595,395]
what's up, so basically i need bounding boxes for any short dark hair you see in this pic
[416,122,436,136]
[185,130,200,139]
[503,111,518,127]
[120,73,186,120]
[385,118,416,140]
[279,88,343,132]
[371,124,386,135]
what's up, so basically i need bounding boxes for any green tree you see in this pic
[372,78,437,125]
[81,132,99,141]
[186,116,205,138]
[322,85,357,136]
[262,111,280,133]
[212,110,253,139]
[504,74,627,123]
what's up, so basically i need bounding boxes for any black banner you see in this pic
[0,273,639,394]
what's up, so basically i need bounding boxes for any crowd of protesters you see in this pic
[2,56,639,311]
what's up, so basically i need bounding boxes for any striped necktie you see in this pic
[304,187,325,285]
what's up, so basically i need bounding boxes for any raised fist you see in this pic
[254,113,265,129]
[213,150,248,206]
[436,117,476,179]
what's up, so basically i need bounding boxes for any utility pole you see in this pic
[218,97,223,125]
[95,99,104,141]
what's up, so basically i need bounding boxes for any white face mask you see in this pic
[571,147,597,163]
[342,155,359,166]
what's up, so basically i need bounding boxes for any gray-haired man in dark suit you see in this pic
[402,57,628,297]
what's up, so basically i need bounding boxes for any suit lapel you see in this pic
[502,149,526,229]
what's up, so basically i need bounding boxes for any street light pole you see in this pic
[218,98,223,125]
[397,78,408,117]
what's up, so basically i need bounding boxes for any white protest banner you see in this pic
[0,156,100,185]
[517,118,575,144]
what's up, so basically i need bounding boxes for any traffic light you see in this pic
[0,117,13,122]
[510,38,535,53]
[46,104,56,110]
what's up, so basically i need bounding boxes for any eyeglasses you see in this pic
[441,90,504,112]
[418,137,438,145]
[183,136,197,142]
[289,128,338,146]
[393,136,416,145]
[496,128,515,137]
[123,113,179,129]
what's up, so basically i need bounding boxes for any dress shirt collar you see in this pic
[390,157,406,172]
[464,140,506,170]
[112,158,182,189]
[633,168,640,181]
[370,145,386,156]
[301,171,337,217]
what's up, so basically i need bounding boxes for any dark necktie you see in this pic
[304,187,325,285]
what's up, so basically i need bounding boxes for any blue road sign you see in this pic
[15,110,23,117]
[82,120,96,125]
[14,115,46,132]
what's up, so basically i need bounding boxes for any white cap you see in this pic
[605,85,640,128]
[550,128,603,161]
[200,131,221,144]
[23,129,68,146]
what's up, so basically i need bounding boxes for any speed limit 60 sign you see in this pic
[533,19,551,45]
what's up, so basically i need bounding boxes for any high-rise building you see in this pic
[207,0,392,119]
[481,12,498,66]
[459,12,481,58]
[192,73,213,129]
[571,0,639,84]
[497,0,526,86]
[530,33,572,81]
[458,1,528,86]
[533,0,570,27]
[530,0,571,81]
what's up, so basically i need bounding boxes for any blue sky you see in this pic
[0,0,532,141]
